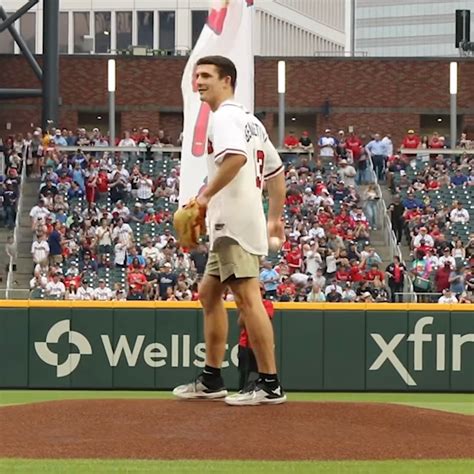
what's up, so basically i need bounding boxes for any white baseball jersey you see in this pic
[207,100,284,256]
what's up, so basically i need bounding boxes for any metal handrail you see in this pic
[5,156,27,298]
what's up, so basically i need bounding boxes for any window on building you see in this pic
[159,11,175,52]
[137,11,153,48]
[0,12,14,53]
[95,12,111,53]
[116,11,132,51]
[20,12,36,52]
[59,12,69,54]
[192,11,208,48]
[74,12,91,53]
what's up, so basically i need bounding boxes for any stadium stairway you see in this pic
[8,177,41,295]
[0,227,11,292]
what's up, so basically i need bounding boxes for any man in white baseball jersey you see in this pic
[173,56,286,406]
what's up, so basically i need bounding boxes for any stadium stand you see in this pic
[1,127,472,303]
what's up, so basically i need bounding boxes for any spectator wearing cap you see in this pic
[112,200,131,222]
[52,129,68,147]
[31,232,49,269]
[365,133,388,181]
[318,129,336,159]
[413,227,434,248]
[77,279,94,300]
[30,199,50,229]
[401,129,420,159]
[157,262,177,300]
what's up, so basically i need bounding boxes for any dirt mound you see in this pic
[1,399,473,460]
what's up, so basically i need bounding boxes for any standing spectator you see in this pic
[381,133,393,157]
[363,184,380,230]
[30,199,50,228]
[318,129,336,160]
[385,256,406,302]
[338,160,356,187]
[47,221,63,266]
[31,232,50,268]
[401,129,421,161]
[365,133,388,182]
[157,262,177,300]
[435,261,452,294]
[2,180,17,229]
[259,260,280,300]
[5,235,17,275]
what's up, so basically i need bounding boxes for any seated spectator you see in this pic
[438,288,458,304]
[45,272,66,299]
[450,202,469,224]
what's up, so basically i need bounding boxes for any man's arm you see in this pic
[198,154,246,205]
[266,170,286,240]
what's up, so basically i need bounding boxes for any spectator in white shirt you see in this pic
[450,203,469,224]
[31,233,50,266]
[325,281,343,296]
[30,270,48,290]
[142,239,162,263]
[318,129,337,158]
[308,222,325,240]
[112,218,134,246]
[438,289,458,304]
[112,201,131,222]
[65,281,82,300]
[137,174,153,202]
[93,279,113,300]
[30,199,50,228]
[45,273,66,298]
[77,279,94,300]
[338,160,357,187]
[381,134,393,157]
[438,248,456,269]
[413,227,434,248]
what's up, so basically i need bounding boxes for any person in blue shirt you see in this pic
[365,133,388,182]
[402,192,424,210]
[259,260,280,300]
[450,169,468,187]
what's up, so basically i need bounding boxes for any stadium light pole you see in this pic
[108,59,116,146]
[450,62,457,149]
[278,60,286,147]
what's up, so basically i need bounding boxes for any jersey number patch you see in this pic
[256,150,265,189]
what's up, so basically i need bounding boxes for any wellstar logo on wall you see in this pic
[35,319,239,378]
[369,316,474,386]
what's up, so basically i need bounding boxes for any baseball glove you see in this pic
[173,198,207,248]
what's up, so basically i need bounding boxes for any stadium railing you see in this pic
[5,156,27,299]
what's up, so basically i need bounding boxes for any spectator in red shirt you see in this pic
[402,129,420,160]
[237,284,274,391]
[435,261,452,293]
[286,244,303,273]
[345,131,363,162]
[366,263,385,282]
[284,131,299,150]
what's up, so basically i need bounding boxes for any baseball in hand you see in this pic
[268,236,283,252]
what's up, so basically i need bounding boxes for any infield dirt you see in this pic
[1,400,473,460]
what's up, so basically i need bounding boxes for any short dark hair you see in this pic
[196,55,237,91]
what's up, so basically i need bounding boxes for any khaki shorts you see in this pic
[205,238,260,282]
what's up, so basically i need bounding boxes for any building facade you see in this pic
[355,0,474,57]
[0,0,346,56]
[1,56,473,147]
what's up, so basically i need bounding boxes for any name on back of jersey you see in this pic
[244,121,266,143]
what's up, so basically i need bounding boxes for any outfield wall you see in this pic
[0,301,472,392]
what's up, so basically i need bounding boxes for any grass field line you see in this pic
[1,391,473,414]
[1,458,474,474]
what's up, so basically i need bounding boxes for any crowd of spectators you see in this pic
[1,125,472,303]
[385,130,474,303]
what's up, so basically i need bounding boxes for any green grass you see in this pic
[1,390,473,414]
[0,459,473,474]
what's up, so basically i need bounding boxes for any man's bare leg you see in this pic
[199,274,228,368]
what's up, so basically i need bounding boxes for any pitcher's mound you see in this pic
[1,399,473,460]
